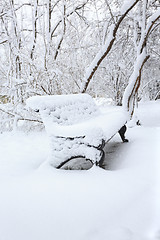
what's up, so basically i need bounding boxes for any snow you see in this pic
[122,49,147,115]
[145,8,160,35]
[26,94,100,126]
[120,0,138,15]
[0,100,160,240]
[26,94,128,140]
[27,94,128,167]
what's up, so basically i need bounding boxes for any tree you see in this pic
[122,0,160,118]
[80,0,140,93]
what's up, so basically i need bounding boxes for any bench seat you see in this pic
[45,109,127,141]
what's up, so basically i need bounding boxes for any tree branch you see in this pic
[0,107,43,124]
[50,1,88,39]
[0,39,8,44]
[81,0,140,93]
[140,10,160,53]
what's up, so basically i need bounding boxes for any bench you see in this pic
[26,94,128,169]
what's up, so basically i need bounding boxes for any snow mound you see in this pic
[27,94,128,167]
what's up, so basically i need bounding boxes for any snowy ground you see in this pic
[0,100,160,240]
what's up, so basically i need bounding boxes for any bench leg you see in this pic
[118,125,129,142]
[96,149,105,167]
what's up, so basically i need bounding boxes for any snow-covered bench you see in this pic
[27,94,128,169]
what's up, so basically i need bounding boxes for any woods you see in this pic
[0,0,160,130]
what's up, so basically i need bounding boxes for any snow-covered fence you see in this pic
[27,94,128,169]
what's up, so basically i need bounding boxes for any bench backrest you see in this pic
[27,94,100,126]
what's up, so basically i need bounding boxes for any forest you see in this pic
[0,0,160,131]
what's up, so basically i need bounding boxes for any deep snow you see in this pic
[0,100,160,240]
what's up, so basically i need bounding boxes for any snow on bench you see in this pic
[27,94,128,169]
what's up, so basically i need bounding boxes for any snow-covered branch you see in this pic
[123,3,160,118]
[122,50,150,117]
[50,1,88,39]
[139,8,160,53]
[0,39,8,45]
[81,0,140,93]
[54,0,66,60]
[30,0,38,60]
